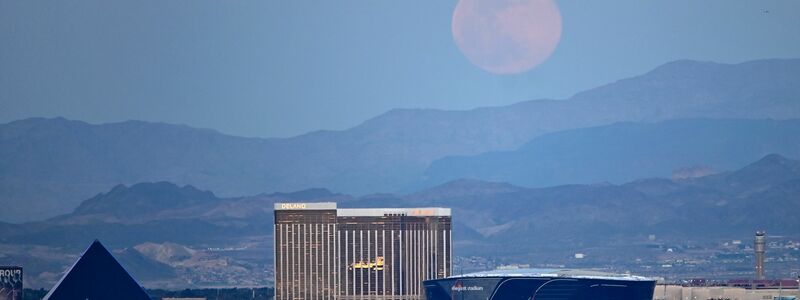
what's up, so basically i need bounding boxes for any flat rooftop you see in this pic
[448,268,654,282]
[274,202,451,217]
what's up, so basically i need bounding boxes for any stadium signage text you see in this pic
[451,285,484,292]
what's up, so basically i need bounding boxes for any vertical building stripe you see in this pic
[345,230,349,298]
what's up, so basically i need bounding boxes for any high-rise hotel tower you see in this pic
[274,202,452,300]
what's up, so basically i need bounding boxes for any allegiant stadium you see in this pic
[423,268,656,300]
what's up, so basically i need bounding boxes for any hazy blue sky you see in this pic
[2,0,799,137]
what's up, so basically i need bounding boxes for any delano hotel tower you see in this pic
[274,202,452,300]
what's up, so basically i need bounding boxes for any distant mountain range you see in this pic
[358,154,800,254]
[3,183,350,248]
[0,183,351,288]
[424,118,800,188]
[2,58,800,222]
[2,154,798,288]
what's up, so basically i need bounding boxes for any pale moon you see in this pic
[452,0,562,75]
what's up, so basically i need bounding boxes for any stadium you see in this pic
[424,268,656,300]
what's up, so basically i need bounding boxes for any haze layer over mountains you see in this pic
[2,154,798,288]
[2,58,800,288]
[1,58,800,222]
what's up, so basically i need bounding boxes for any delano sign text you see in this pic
[281,203,307,209]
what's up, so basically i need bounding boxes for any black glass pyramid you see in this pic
[44,240,151,300]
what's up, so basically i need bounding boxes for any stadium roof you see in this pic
[450,268,653,281]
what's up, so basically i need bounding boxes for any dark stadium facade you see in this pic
[424,269,656,300]
[273,202,452,300]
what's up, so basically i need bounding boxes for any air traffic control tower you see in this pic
[755,231,766,280]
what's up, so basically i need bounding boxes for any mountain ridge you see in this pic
[424,118,800,188]
[2,154,798,288]
[2,58,800,221]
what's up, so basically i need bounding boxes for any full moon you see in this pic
[452,0,562,75]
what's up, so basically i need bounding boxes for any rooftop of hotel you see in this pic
[274,202,451,217]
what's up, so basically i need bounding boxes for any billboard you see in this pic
[0,266,22,300]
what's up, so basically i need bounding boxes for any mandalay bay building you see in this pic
[273,202,452,300]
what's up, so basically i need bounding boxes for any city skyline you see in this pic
[1,0,798,296]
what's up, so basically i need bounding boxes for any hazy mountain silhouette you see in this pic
[414,154,800,258]
[2,58,800,222]
[0,181,352,253]
[425,119,800,188]
[2,154,797,287]
[73,182,219,218]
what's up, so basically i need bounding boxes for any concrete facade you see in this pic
[653,285,799,300]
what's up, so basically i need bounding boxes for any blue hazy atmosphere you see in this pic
[2,0,799,137]
[2,0,800,291]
